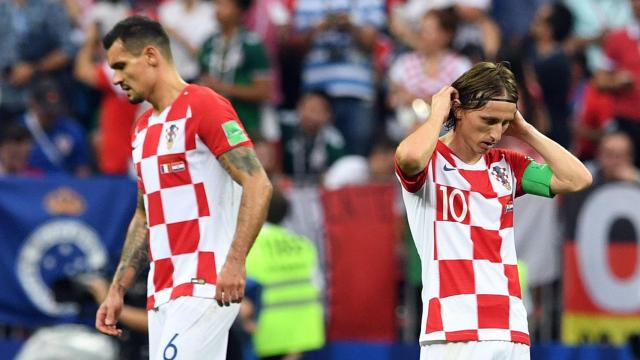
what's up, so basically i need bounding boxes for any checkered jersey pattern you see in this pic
[131,84,252,310]
[396,141,532,345]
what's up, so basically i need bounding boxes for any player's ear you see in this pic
[143,46,160,67]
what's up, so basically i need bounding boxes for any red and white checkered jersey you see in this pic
[131,84,253,310]
[396,141,532,345]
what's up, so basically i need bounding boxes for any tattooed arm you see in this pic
[216,146,273,306]
[96,189,149,336]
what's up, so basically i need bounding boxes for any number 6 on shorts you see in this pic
[163,333,179,360]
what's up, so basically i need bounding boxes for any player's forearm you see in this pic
[396,114,446,176]
[519,123,592,193]
[227,173,272,262]
[111,209,149,295]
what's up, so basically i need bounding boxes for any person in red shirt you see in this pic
[74,22,140,175]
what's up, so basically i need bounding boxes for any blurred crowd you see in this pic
[3,0,640,358]
[2,0,640,185]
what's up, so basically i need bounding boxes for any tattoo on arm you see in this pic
[136,190,146,214]
[113,191,149,289]
[219,147,263,177]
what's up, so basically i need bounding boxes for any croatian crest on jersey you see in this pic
[491,165,511,191]
[165,124,179,150]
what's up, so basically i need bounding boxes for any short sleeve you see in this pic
[394,157,428,193]
[196,92,253,157]
[501,149,532,197]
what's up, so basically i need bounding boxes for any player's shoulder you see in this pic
[488,148,531,165]
[184,84,232,110]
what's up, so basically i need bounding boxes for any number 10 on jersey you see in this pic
[437,185,470,224]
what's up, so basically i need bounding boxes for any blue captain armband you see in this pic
[521,161,555,198]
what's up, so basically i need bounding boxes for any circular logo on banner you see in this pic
[576,183,640,312]
[17,220,107,316]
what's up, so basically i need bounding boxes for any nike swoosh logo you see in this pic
[443,164,456,171]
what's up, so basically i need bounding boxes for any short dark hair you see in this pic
[547,3,574,43]
[267,188,289,224]
[425,8,458,44]
[445,62,519,130]
[102,16,172,60]
[299,91,332,110]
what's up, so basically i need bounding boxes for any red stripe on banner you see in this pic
[564,242,640,314]
[323,184,399,342]
[609,243,638,279]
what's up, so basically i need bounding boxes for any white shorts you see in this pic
[148,297,240,360]
[420,341,530,360]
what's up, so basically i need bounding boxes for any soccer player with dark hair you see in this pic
[95,16,272,360]
[395,62,592,358]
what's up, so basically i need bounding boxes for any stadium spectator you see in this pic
[158,0,217,82]
[594,0,640,167]
[570,53,614,161]
[292,0,386,156]
[391,0,501,61]
[388,9,471,137]
[96,16,272,360]
[0,122,35,176]
[280,91,346,183]
[588,131,640,184]
[490,0,548,47]
[526,2,575,148]
[246,188,325,360]
[323,137,397,190]
[0,0,77,122]
[198,0,273,138]
[244,0,290,106]
[74,22,140,175]
[395,62,592,357]
[20,78,91,176]
[563,0,633,71]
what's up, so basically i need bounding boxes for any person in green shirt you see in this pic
[245,189,325,360]
[198,0,273,137]
[280,91,347,183]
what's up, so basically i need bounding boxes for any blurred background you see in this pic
[1,0,640,359]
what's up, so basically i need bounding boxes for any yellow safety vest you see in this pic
[246,223,325,357]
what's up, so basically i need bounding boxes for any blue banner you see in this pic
[0,176,136,327]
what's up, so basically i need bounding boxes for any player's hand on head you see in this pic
[215,258,246,307]
[95,292,124,337]
[430,86,459,123]
[504,110,532,140]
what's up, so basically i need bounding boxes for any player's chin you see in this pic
[128,94,145,104]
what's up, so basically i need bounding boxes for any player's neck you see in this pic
[148,68,188,115]
[441,132,483,164]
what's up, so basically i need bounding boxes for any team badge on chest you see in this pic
[491,165,511,191]
[165,124,179,150]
